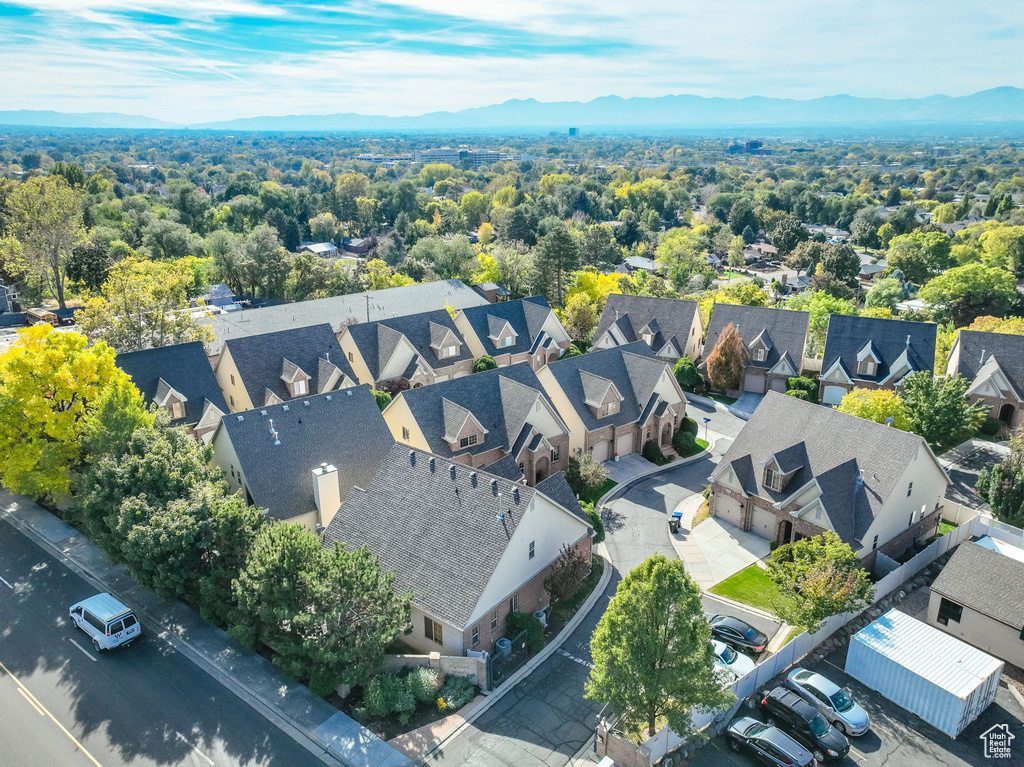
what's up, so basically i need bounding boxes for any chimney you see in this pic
[981,349,986,366]
[312,463,341,527]
[905,334,911,350]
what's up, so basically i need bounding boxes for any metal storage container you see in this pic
[845,609,1003,738]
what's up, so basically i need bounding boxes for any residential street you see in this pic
[0,519,324,767]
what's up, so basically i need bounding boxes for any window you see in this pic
[753,348,765,362]
[859,359,877,376]
[229,395,235,407]
[424,616,444,645]
[509,593,519,613]
[122,615,137,629]
[518,462,525,472]
[872,535,878,551]
[472,625,479,646]
[642,333,653,345]
[347,351,354,362]
[529,541,535,559]
[293,379,307,396]
[84,611,106,632]
[501,336,514,348]
[907,482,913,497]
[490,610,498,629]
[550,446,560,463]
[444,345,458,358]
[402,427,410,440]
[937,598,963,626]
[603,402,617,416]
[108,620,124,635]
[764,467,781,492]
[170,400,185,420]
[230,374,236,386]
[460,434,478,448]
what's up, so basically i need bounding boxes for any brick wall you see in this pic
[461,533,592,654]
[863,506,942,572]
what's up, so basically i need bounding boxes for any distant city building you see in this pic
[933,146,950,158]
[413,147,462,165]
[568,127,579,137]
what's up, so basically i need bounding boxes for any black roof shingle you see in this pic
[703,304,809,372]
[345,309,472,381]
[116,341,228,426]
[459,296,564,358]
[821,315,936,385]
[930,541,1024,630]
[594,294,700,357]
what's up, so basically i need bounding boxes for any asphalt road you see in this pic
[0,518,324,767]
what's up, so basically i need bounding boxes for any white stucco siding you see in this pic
[407,605,465,656]
[536,367,587,456]
[379,338,419,381]
[686,308,704,360]
[652,367,687,407]
[858,446,948,556]
[541,312,572,346]
[465,496,589,628]
[453,312,487,359]
[211,426,246,498]
[381,395,432,451]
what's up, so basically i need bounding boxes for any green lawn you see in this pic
[708,565,782,614]
[780,625,804,646]
[939,520,957,536]
[720,271,746,280]
[581,478,617,506]
[706,392,738,406]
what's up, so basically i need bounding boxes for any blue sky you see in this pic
[0,0,1021,122]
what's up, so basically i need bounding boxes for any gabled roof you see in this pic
[546,342,677,432]
[459,296,566,357]
[218,386,394,521]
[116,341,228,427]
[224,323,355,407]
[930,541,1024,630]
[395,362,566,460]
[594,294,700,356]
[322,445,588,628]
[821,315,936,385]
[200,279,488,356]
[580,370,618,407]
[703,305,809,372]
[345,309,472,381]
[712,391,947,548]
[952,330,1024,402]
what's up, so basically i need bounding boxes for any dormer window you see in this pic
[858,359,877,376]
[169,400,185,420]
[603,402,618,417]
[443,344,459,358]
[292,379,307,396]
[764,467,781,492]
[460,434,478,448]
[753,348,765,362]
[500,336,514,348]
[642,332,653,345]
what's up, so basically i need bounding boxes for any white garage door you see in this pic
[744,372,766,393]
[822,385,846,406]
[591,440,611,462]
[615,432,634,456]
[750,507,778,539]
[714,494,743,527]
[770,377,787,393]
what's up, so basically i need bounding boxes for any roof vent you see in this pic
[282,404,289,411]
[326,395,332,400]
[490,478,498,495]
[236,415,244,421]
[981,348,986,366]
[346,390,352,396]
[449,464,456,480]
[470,471,477,487]
[512,487,520,504]
[260,410,267,416]
[428,457,436,472]
[905,334,911,350]
[303,400,310,407]
[409,450,416,466]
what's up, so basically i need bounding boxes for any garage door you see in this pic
[591,440,611,462]
[744,372,766,393]
[822,385,846,406]
[615,432,634,457]
[714,495,743,527]
[433,374,450,383]
[770,377,787,393]
[750,507,778,539]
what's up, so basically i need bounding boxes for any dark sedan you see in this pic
[708,613,768,654]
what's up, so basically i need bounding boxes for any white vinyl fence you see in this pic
[642,512,998,763]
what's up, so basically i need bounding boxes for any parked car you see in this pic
[725,716,817,767]
[760,686,849,762]
[708,614,768,654]
[69,593,141,652]
[784,667,870,736]
[713,639,756,678]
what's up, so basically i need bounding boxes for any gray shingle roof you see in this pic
[703,305,809,372]
[220,385,394,521]
[535,472,587,522]
[549,342,674,432]
[323,445,587,628]
[395,362,565,461]
[930,541,1024,630]
[345,309,472,381]
[224,323,355,407]
[821,315,936,384]
[714,391,944,547]
[460,296,562,357]
[594,295,699,356]
[116,341,228,427]
[952,330,1024,399]
[200,279,488,355]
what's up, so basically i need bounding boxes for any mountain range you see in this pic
[2,88,1023,132]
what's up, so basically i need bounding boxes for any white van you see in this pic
[69,593,141,651]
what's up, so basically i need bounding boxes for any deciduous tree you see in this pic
[977,436,1024,528]
[565,454,610,500]
[836,388,912,430]
[561,293,599,343]
[901,371,988,450]
[705,322,745,391]
[918,263,1017,326]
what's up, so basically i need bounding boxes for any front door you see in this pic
[781,520,793,544]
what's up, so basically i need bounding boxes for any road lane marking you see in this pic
[69,639,98,662]
[176,731,215,765]
[0,658,104,767]
[849,747,868,761]
[18,686,45,715]
[555,648,593,668]
[0,574,13,589]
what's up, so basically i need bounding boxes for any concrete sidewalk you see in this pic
[0,489,411,767]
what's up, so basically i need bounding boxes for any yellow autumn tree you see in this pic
[836,388,912,431]
[0,325,130,499]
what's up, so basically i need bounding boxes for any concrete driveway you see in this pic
[602,453,655,484]
[690,518,771,585]
[727,392,764,420]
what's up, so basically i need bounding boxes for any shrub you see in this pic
[980,417,1002,436]
[673,356,706,393]
[581,500,605,544]
[371,389,392,411]
[363,673,414,719]
[786,389,814,402]
[786,376,818,400]
[473,355,498,373]
[562,343,583,359]
[672,428,697,456]
[439,675,477,710]
[545,543,591,604]
[505,610,544,654]
[682,416,699,436]
[406,666,443,705]
[565,454,611,499]
[642,440,665,464]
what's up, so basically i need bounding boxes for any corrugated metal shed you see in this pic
[846,609,1003,738]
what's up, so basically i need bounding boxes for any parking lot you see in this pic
[689,642,1024,767]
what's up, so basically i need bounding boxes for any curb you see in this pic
[597,437,717,509]
[0,504,350,767]
[701,588,779,622]
[415,553,614,765]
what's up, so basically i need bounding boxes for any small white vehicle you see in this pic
[784,667,870,736]
[712,639,756,678]
[69,593,141,652]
